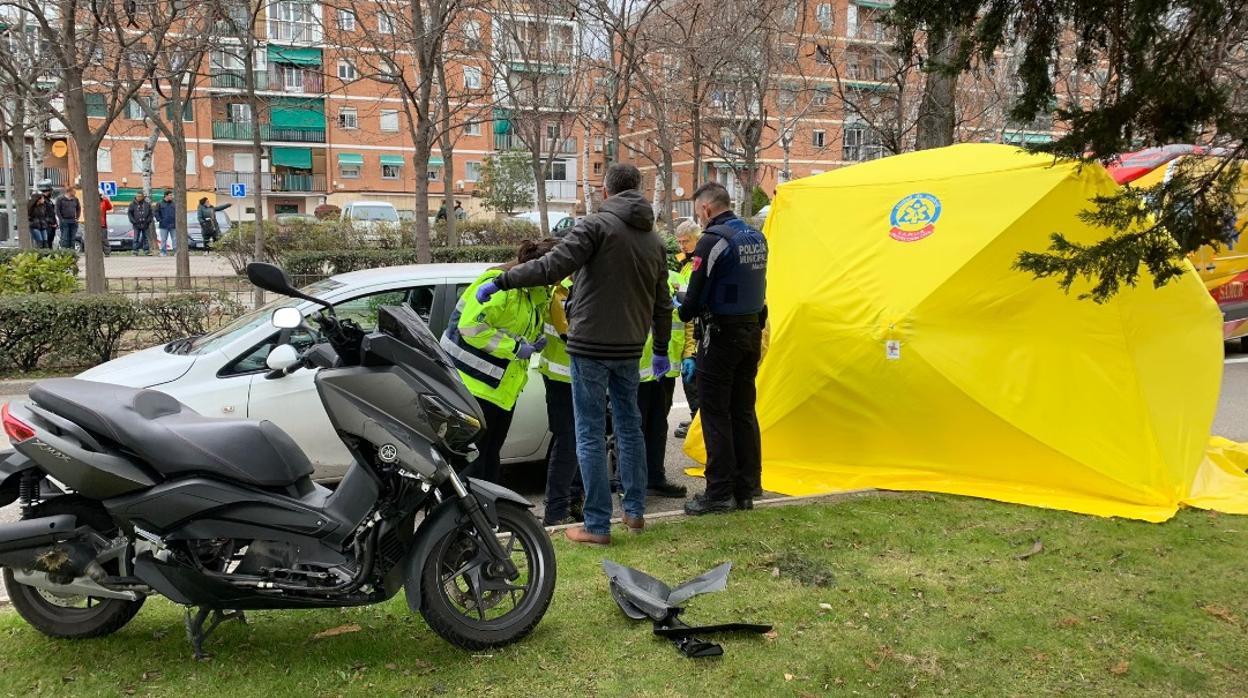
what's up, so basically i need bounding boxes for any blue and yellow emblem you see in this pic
[889,193,941,242]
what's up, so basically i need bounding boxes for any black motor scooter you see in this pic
[0,263,555,657]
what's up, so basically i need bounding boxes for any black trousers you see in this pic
[471,397,515,484]
[697,322,762,501]
[638,377,676,484]
[685,369,700,418]
[542,377,583,522]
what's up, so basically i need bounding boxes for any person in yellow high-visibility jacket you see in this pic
[536,277,584,525]
[673,220,701,439]
[637,269,689,497]
[441,239,557,483]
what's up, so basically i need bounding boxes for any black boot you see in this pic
[648,480,688,498]
[683,493,735,516]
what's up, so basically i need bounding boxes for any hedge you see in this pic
[0,291,244,373]
[0,252,78,295]
[280,246,516,277]
[0,248,79,277]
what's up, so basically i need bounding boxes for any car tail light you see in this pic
[1,403,35,443]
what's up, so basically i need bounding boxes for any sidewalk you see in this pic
[93,253,236,278]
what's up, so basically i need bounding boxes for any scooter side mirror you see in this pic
[271,306,302,330]
[266,344,300,374]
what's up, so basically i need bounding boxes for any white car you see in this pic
[76,264,551,481]
[341,201,401,238]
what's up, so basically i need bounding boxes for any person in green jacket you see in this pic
[441,239,557,483]
[637,270,688,498]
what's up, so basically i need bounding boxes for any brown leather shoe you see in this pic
[564,526,610,546]
[622,514,645,534]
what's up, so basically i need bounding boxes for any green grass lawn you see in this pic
[1,492,1246,697]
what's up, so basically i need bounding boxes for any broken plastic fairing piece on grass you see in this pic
[602,560,772,658]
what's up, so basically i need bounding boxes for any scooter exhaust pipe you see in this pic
[0,515,96,583]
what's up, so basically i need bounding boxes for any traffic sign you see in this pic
[99,181,117,197]
[230,183,247,198]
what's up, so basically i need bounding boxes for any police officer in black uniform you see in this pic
[679,182,768,515]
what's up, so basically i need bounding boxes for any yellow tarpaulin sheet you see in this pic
[685,143,1248,522]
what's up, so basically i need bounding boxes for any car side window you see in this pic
[221,285,436,377]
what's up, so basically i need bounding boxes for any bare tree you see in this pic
[490,0,586,234]
[20,0,169,291]
[0,6,57,248]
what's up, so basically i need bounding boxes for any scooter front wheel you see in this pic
[419,501,555,650]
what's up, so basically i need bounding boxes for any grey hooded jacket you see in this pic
[496,189,672,360]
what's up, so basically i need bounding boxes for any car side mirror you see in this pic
[272,306,302,330]
[266,344,300,373]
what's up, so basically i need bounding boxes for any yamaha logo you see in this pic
[378,444,400,464]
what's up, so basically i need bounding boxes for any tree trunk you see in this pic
[245,42,265,307]
[581,130,592,214]
[76,139,105,293]
[441,144,457,248]
[171,124,190,289]
[661,147,674,230]
[7,130,31,249]
[915,28,957,150]
[530,138,549,235]
[690,105,703,190]
[413,137,433,264]
[609,117,621,167]
[141,129,158,198]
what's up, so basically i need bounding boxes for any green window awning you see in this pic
[266,45,322,67]
[493,108,512,134]
[428,157,444,167]
[1003,131,1054,145]
[380,155,405,167]
[270,98,325,129]
[337,152,364,166]
[852,0,893,8]
[272,146,312,169]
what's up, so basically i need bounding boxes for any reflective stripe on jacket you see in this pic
[639,271,686,382]
[538,279,573,383]
[440,269,550,410]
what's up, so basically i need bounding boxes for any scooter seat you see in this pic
[30,378,315,488]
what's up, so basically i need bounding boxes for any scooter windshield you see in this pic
[373,305,480,416]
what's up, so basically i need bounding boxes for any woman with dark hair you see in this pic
[440,239,559,483]
[27,193,49,248]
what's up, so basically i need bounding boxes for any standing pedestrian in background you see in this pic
[673,220,702,439]
[155,191,177,256]
[679,182,768,516]
[637,269,689,498]
[477,163,671,545]
[55,186,80,250]
[27,192,49,249]
[128,192,154,256]
[537,276,585,525]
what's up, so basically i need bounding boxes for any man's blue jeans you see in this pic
[58,221,78,249]
[570,355,646,536]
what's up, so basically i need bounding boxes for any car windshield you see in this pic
[352,205,399,222]
[181,278,345,355]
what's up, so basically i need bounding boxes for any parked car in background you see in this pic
[510,210,577,235]
[341,201,400,230]
[99,210,232,252]
[75,263,551,480]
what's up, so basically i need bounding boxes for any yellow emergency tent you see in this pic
[685,143,1248,522]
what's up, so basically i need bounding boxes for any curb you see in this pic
[0,380,37,396]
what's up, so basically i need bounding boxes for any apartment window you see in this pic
[812,129,826,148]
[463,121,481,136]
[546,161,568,181]
[337,9,355,31]
[340,162,360,179]
[464,66,482,90]
[778,85,796,109]
[592,161,603,175]
[463,19,482,48]
[186,149,197,174]
[381,162,401,179]
[465,161,482,182]
[843,124,884,162]
[337,60,358,81]
[85,93,107,118]
[338,107,358,129]
[813,87,830,106]
[281,66,305,92]
[125,97,152,121]
[380,110,399,133]
[781,2,798,27]
[427,168,440,181]
[378,13,394,34]
[97,148,112,173]
[593,135,604,153]
[228,103,252,123]
[131,149,155,174]
[546,123,561,140]
[847,4,858,37]
[816,3,832,31]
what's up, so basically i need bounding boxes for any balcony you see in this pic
[543,137,576,154]
[0,167,67,190]
[211,69,323,95]
[544,180,577,201]
[267,20,320,44]
[215,171,326,193]
[212,122,326,143]
[503,45,574,64]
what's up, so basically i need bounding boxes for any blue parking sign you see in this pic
[99,181,117,197]
[231,183,247,198]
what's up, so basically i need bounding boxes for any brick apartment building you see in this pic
[2,0,605,223]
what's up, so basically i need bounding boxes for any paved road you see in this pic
[93,253,236,278]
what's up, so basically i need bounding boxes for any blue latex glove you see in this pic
[681,357,696,384]
[652,354,671,378]
[475,280,501,304]
[516,336,546,360]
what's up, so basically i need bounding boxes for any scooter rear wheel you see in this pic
[3,497,145,639]
[420,501,555,650]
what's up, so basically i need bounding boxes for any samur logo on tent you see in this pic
[889,192,941,242]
